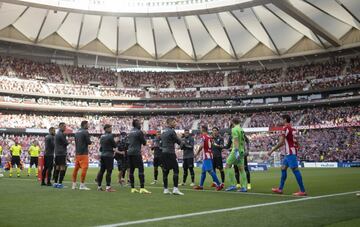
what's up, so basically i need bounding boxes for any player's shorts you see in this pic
[226,150,245,166]
[55,155,66,166]
[30,157,39,167]
[100,156,114,171]
[202,159,214,172]
[153,156,162,168]
[282,155,298,168]
[161,153,178,170]
[183,158,194,169]
[11,156,21,167]
[44,156,54,168]
[212,156,223,170]
[74,155,89,169]
[116,157,129,171]
[128,155,144,169]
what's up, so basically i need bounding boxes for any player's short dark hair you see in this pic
[49,127,55,132]
[201,125,208,132]
[81,120,88,128]
[120,131,127,136]
[232,118,240,125]
[132,119,140,127]
[59,122,65,127]
[103,124,112,130]
[282,114,291,123]
[212,127,219,131]
[166,118,176,125]
[184,129,190,132]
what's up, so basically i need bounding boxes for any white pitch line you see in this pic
[96,191,359,227]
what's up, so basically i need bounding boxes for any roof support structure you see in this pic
[165,17,178,46]
[217,13,238,59]
[183,17,197,61]
[116,17,119,55]
[271,0,341,47]
[150,18,158,59]
[335,0,360,24]
[34,9,49,43]
[76,14,85,49]
[251,7,280,55]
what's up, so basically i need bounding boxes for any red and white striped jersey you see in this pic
[282,124,297,156]
[201,134,213,160]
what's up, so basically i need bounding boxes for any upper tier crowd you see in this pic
[0,55,360,99]
[0,105,358,133]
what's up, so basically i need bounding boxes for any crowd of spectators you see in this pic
[0,55,359,99]
[149,90,196,98]
[66,65,117,86]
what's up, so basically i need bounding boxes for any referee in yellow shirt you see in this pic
[28,141,41,177]
[10,141,22,177]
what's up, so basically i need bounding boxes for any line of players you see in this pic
[2,114,308,196]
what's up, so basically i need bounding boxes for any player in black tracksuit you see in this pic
[212,127,225,184]
[161,118,185,195]
[97,124,117,192]
[127,119,151,194]
[181,129,195,186]
[41,127,55,186]
[115,132,129,186]
[151,131,162,185]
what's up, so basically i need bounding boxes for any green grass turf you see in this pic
[0,168,359,227]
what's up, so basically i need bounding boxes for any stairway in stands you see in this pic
[59,65,72,84]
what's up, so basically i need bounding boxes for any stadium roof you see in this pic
[0,0,359,64]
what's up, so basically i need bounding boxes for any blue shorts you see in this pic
[282,155,298,168]
[202,159,214,172]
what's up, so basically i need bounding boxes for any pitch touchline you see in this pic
[96,191,359,227]
[1,177,297,198]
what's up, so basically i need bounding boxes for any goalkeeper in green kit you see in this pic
[225,118,247,192]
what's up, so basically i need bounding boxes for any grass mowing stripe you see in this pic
[96,191,359,227]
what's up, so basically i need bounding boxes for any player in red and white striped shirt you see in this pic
[267,115,307,196]
[193,125,224,191]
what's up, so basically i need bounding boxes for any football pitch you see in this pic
[0,168,359,227]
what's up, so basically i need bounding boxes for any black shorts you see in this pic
[183,158,194,169]
[11,156,21,167]
[30,157,39,167]
[162,153,178,171]
[128,155,144,169]
[100,156,114,171]
[55,156,66,166]
[44,156,54,168]
[153,156,162,168]
[116,157,129,171]
[212,156,223,170]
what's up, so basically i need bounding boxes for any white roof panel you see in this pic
[13,7,47,41]
[152,17,176,57]
[98,16,117,52]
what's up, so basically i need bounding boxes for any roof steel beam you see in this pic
[272,0,341,47]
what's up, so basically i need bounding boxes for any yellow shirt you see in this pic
[10,145,22,156]
[0,146,2,155]
[29,145,41,157]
